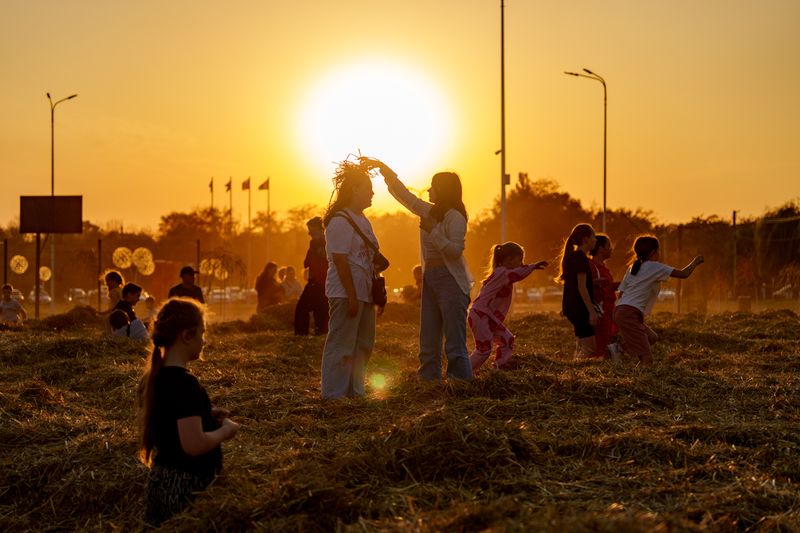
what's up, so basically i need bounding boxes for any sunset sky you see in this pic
[1,0,798,231]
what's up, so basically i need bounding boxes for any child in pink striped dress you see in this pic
[469,242,548,373]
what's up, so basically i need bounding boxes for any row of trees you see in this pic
[2,176,798,304]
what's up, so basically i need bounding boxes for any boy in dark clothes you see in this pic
[294,217,329,335]
[114,282,143,322]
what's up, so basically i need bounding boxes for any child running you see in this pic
[139,298,239,526]
[469,242,547,373]
[557,223,600,359]
[612,236,704,365]
[589,234,620,359]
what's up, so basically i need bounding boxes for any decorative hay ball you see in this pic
[10,255,29,274]
[112,247,133,269]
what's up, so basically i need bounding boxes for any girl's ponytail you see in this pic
[137,297,205,466]
[556,223,595,283]
[484,242,525,282]
[629,235,660,276]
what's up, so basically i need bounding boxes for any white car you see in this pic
[658,289,676,301]
[526,287,543,303]
[28,288,52,304]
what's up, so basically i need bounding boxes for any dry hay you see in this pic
[1,309,799,531]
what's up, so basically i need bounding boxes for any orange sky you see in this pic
[1,0,798,231]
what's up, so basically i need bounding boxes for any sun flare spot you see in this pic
[297,61,453,186]
[369,373,388,390]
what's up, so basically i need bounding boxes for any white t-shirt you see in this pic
[325,209,378,303]
[112,319,150,342]
[0,298,24,323]
[617,261,674,315]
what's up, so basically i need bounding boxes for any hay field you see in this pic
[1,304,799,531]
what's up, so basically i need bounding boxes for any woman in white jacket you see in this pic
[364,158,474,380]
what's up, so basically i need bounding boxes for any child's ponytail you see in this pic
[137,297,205,466]
[483,242,525,282]
[629,235,660,275]
[556,223,595,283]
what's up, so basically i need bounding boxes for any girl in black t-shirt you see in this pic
[556,223,599,359]
[138,298,239,526]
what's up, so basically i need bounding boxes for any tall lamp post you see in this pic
[564,68,607,232]
[46,92,78,312]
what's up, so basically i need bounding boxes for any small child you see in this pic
[589,234,620,359]
[0,284,27,326]
[139,298,239,526]
[612,235,704,365]
[557,223,600,359]
[142,296,157,327]
[114,282,142,321]
[104,270,124,310]
[109,309,150,342]
[468,242,548,372]
[281,266,303,300]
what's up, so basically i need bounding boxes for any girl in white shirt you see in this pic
[613,236,703,365]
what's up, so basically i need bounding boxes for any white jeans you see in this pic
[320,298,376,399]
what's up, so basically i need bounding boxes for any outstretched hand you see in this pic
[360,157,397,181]
[211,407,230,423]
[532,260,548,270]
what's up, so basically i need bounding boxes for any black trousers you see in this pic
[294,281,329,335]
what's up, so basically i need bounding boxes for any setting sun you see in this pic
[296,60,453,186]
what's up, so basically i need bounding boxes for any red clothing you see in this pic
[471,264,540,324]
[304,238,327,286]
[591,257,618,356]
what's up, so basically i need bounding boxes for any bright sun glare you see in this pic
[298,61,452,184]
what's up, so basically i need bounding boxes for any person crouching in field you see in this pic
[0,283,26,326]
[320,161,380,399]
[557,223,600,359]
[109,309,150,342]
[589,234,620,359]
[468,242,547,373]
[138,298,239,526]
[611,236,704,366]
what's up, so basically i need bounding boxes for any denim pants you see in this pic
[419,266,472,380]
[321,298,376,398]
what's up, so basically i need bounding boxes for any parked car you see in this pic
[66,288,87,303]
[526,287,543,303]
[28,287,52,304]
[10,289,24,302]
[542,286,563,303]
[658,288,676,301]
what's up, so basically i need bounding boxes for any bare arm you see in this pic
[364,158,431,217]
[177,416,239,457]
[671,256,704,279]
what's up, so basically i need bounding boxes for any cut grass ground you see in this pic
[1,304,799,531]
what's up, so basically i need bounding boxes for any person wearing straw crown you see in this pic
[320,159,384,399]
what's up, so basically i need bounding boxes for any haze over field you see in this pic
[1,0,799,229]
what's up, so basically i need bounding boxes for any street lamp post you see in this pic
[564,69,607,233]
[46,92,78,312]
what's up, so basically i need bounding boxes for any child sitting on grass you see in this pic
[139,298,239,526]
[0,283,26,326]
[468,242,547,373]
[611,236,704,365]
[109,309,150,342]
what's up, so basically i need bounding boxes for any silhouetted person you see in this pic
[109,309,150,342]
[168,266,205,303]
[557,223,599,359]
[281,266,302,300]
[401,264,423,303]
[114,282,143,322]
[0,283,26,325]
[255,262,284,312]
[294,217,329,335]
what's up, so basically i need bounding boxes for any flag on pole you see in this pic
[225,178,232,192]
[258,178,270,190]
[209,177,214,192]
[242,177,251,190]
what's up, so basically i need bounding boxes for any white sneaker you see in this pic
[607,342,623,363]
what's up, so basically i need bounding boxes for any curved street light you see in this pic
[564,69,607,232]
[45,92,78,313]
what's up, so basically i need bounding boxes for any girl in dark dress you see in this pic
[557,223,599,359]
[138,298,239,526]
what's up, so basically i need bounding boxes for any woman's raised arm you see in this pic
[362,157,431,218]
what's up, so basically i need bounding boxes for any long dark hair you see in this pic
[428,172,468,223]
[630,235,660,275]
[556,223,595,282]
[138,297,205,466]
[323,160,372,227]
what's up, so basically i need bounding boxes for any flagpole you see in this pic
[228,176,233,236]
[247,177,252,286]
[267,177,271,260]
[210,177,214,211]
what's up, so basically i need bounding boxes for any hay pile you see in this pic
[1,309,799,531]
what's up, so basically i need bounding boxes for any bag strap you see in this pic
[333,212,381,255]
